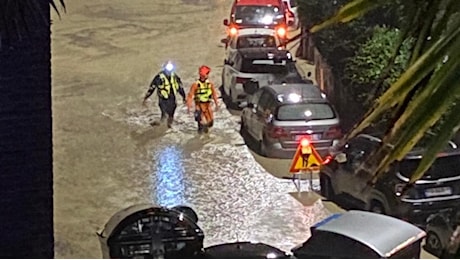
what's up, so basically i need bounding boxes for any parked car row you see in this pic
[222,1,460,258]
[221,0,342,159]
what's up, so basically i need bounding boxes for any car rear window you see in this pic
[237,35,277,48]
[276,103,335,121]
[399,154,460,179]
[234,5,284,26]
[241,59,290,74]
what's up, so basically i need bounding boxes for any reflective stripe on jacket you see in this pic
[194,80,212,103]
[158,72,179,99]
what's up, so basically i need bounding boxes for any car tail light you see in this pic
[228,26,238,36]
[268,126,288,138]
[324,125,342,139]
[322,155,333,165]
[236,77,249,84]
[276,26,287,38]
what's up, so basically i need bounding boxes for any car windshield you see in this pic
[234,5,285,26]
[241,59,292,74]
[237,35,277,48]
[399,154,460,179]
[276,103,335,121]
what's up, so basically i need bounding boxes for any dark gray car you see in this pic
[320,133,460,228]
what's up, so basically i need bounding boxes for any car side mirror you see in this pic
[223,19,229,26]
[221,38,228,45]
[335,153,347,164]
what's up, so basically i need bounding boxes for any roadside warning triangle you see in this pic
[289,142,324,173]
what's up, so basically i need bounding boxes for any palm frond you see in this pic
[344,23,460,143]
[409,103,460,183]
[0,0,65,47]
[370,59,460,183]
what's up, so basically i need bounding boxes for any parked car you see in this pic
[292,210,426,258]
[221,47,296,104]
[240,84,342,158]
[223,0,291,31]
[424,208,460,258]
[319,133,460,228]
[221,27,286,58]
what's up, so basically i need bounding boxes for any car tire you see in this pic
[239,119,248,138]
[319,175,335,200]
[259,139,267,157]
[369,200,385,214]
[425,231,444,257]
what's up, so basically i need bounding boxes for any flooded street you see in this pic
[51,0,332,258]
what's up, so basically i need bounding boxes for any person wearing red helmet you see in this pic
[186,65,219,134]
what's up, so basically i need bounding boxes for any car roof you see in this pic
[234,0,282,6]
[264,83,326,102]
[312,211,426,257]
[237,28,276,36]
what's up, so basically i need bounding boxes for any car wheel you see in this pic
[319,175,335,200]
[425,231,444,257]
[239,119,248,138]
[259,139,267,157]
[369,200,385,214]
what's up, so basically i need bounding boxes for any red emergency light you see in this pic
[300,138,310,147]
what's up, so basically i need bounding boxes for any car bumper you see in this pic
[263,141,331,159]
[395,196,460,228]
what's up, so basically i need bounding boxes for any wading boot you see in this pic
[167,117,173,128]
[197,122,203,134]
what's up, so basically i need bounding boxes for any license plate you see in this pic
[425,187,452,197]
[295,134,321,141]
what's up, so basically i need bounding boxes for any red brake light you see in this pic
[322,155,333,165]
[324,126,342,139]
[276,27,287,38]
[229,27,238,36]
[268,126,288,138]
[236,77,249,84]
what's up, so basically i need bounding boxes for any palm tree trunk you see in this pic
[0,2,53,258]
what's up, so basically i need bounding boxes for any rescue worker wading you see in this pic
[143,61,186,128]
[186,65,219,134]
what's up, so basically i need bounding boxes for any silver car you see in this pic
[240,83,342,158]
[221,47,296,104]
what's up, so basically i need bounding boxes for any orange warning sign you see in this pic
[289,138,324,173]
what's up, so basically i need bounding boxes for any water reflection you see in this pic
[153,145,186,207]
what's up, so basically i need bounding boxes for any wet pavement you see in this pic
[51,0,332,258]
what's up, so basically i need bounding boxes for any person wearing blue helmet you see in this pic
[143,61,186,128]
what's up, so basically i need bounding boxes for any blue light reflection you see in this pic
[152,145,186,207]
